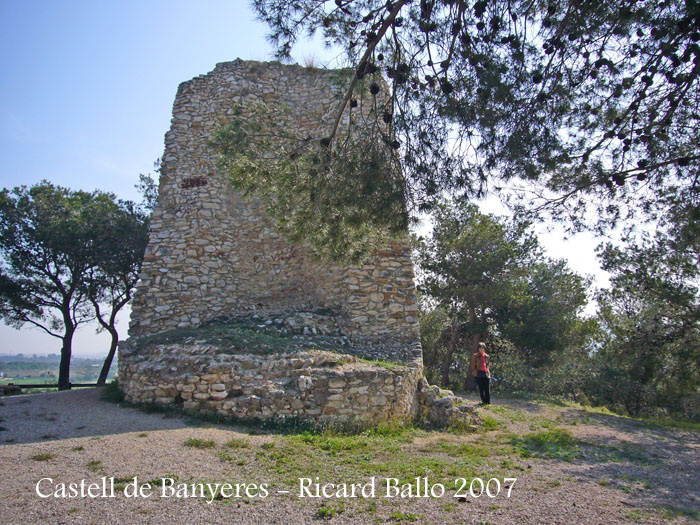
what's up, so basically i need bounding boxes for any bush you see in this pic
[99,380,124,403]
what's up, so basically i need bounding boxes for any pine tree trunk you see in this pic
[58,327,74,390]
[97,328,118,386]
[441,322,459,388]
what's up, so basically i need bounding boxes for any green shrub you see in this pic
[511,428,580,461]
[30,452,55,461]
[316,503,344,519]
[224,438,249,449]
[183,438,216,449]
[99,380,124,403]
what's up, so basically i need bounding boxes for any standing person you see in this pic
[471,342,491,405]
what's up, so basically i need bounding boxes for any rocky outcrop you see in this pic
[416,378,481,429]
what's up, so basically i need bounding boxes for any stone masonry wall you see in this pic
[119,340,422,425]
[128,60,420,354]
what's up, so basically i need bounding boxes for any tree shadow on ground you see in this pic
[0,388,247,445]
[505,404,700,521]
[457,390,550,416]
[557,439,700,521]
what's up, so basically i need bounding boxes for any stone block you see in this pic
[370,395,388,406]
[210,391,228,400]
[328,379,346,389]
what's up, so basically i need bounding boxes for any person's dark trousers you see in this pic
[476,376,490,404]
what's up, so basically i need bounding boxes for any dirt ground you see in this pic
[1,388,698,524]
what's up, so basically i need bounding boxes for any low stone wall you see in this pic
[118,340,423,425]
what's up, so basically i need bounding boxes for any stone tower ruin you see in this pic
[128,60,420,348]
[118,60,471,427]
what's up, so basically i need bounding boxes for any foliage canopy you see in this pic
[0,182,148,389]
[594,229,700,417]
[415,201,591,387]
[234,0,700,258]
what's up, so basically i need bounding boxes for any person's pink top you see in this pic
[477,353,489,372]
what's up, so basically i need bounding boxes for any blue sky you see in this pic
[0,0,290,357]
[0,1,605,358]
[0,0,279,202]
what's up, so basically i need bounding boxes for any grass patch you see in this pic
[131,318,411,370]
[224,438,249,449]
[367,420,416,438]
[217,450,240,463]
[487,405,527,422]
[86,460,102,472]
[481,415,500,431]
[510,428,580,461]
[645,418,700,432]
[112,476,137,493]
[660,505,700,521]
[626,509,657,523]
[316,503,344,519]
[260,424,499,490]
[30,452,55,461]
[183,438,216,449]
[291,432,370,455]
[363,500,378,514]
[503,392,700,432]
[499,458,526,471]
[356,357,406,371]
[431,441,491,458]
[141,475,180,488]
[134,319,349,357]
[71,445,84,452]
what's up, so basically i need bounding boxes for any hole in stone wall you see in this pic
[181,176,208,189]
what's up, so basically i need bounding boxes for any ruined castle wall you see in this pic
[119,341,422,424]
[128,60,420,352]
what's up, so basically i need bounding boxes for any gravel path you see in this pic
[1,389,698,524]
[0,389,191,444]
